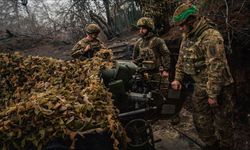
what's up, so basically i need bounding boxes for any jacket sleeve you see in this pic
[203,30,227,99]
[174,39,185,82]
[132,40,140,60]
[158,38,170,71]
[71,39,87,58]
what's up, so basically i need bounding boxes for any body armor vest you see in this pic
[182,37,206,75]
[181,21,213,75]
[138,37,159,70]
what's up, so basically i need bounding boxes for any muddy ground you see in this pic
[0,35,249,150]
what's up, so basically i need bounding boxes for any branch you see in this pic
[90,11,108,28]
[238,0,246,14]
[6,29,15,38]
[64,0,82,19]
[89,11,110,38]
[223,0,232,54]
[21,0,28,6]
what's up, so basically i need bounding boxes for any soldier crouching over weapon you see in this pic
[71,24,105,60]
[171,3,235,150]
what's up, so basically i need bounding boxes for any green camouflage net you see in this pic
[0,49,126,150]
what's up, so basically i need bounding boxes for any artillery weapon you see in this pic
[101,60,185,149]
[101,60,183,117]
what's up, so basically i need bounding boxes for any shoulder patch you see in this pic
[209,47,216,56]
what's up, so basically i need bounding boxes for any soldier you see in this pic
[71,24,105,60]
[133,17,170,76]
[171,3,235,150]
[133,17,171,108]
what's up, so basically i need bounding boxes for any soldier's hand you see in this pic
[161,71,169,78]
[208,98,218,107]
[171,80,182,90]
[84,45,91,52]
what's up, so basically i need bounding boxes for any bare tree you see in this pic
[66,0,119,39]
[0,0,139,41]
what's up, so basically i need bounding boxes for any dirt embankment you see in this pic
[1,26,250,150]
[0,34,73,60]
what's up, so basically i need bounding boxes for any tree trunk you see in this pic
[89,11,113,39]
[102,0,117,39]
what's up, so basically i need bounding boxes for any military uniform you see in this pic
[133,32,170,72]
[133,33,170,97]
[71,24,105,60]
[174,16,235,148]
[133,17,170,97]
[71,38,105,59]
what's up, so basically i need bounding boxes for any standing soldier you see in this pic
[71,24,105,60]
[133,17,170,102]
[171,3,235,150]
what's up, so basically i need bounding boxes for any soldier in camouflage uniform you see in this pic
[171,3,235,150]
[133,17,170,97]
[71,24,105,60]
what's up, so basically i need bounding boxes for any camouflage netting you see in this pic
[0,49,127,150]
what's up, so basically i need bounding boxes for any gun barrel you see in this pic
[118,106,157,117]
[127,92,152,102]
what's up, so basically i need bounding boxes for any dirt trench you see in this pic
[0,33,250,150]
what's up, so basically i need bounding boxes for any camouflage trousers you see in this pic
[192,84,235,148]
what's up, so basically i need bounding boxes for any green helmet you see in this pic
[137,17,155,30]
[85,24,101,34]
[173,3,198,25]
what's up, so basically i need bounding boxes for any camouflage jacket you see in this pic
[175,17,234,99]
[71,38,105,59]
[133,32,170,71]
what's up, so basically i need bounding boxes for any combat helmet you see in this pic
[137,17,155,30]
[85,24,101,34]
[173,3,198,25]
